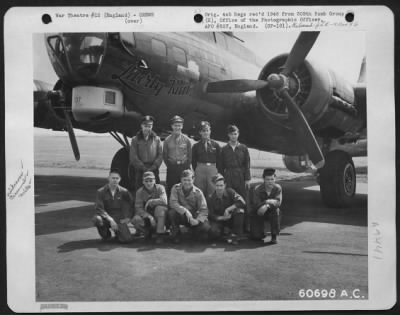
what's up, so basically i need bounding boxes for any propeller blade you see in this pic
[206,80,268,93]
[280,90,325,168]
[281,32,320,76]
[63,109,80,161]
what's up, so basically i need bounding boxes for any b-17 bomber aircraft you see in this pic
[34,31,367,207]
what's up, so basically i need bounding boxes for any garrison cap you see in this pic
[199,121,211,131]
[227,124,239,133]
[181,169,194,178]
[212,173,225,183]
[141,115,155,124]
[263,168,276,177]
[110,168,121,176]
[170,115,184,124]
[143,171,156,180]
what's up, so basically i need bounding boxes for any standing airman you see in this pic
[192,121,221,198]
[163,115,192,197]
[129,115,163,191]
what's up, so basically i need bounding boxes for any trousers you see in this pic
[92,215,133,243]
[209,212,244,240]
[250,208,281,239]
[168,209,211,241]
[194,163,218,198]
[166,163,190,197]
[131,205,168,234]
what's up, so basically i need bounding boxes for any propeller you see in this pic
[281,31,320,76]
[63,109,81,161]
[280,90,324,168]
[46,89,81,161]
[205,31,325,168]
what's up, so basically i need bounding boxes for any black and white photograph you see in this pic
[33,30,368,301]
[5,6,396,312]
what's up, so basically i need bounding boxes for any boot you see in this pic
[143,218,153,240]
[155,234,164,244]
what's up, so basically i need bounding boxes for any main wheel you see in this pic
[110,148,135,191]
[319,150,356,207]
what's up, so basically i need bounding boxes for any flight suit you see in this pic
[250,182,282,240]
[92,184,134,243]
[220,143,251,199]
[192,139,222,198]
[207,188,246,239]
[129,130,163,190]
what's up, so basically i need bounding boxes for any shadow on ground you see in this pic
[35,175,367,237]
[57,233,285,254]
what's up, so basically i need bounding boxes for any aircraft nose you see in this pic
[45,33,107,80]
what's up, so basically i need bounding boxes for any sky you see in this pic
[33,31,365,135]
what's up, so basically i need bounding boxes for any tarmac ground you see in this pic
[34,135,368,302]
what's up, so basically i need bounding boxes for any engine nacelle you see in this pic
[282,155,313,173]
[256,54,362,135]
[72,86,124,122]
[33,80,65,130]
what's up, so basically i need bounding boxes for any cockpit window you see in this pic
[45,33,106,79]
[120,33,136,56]
[78,35,105,64]
[172,47,187,66]
[151,39,167,57]
[47,36,65,56]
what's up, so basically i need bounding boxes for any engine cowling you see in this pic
[72,86,124,122]
[256,54,361,135]
[34,80,65,130]
[282,155,313,173]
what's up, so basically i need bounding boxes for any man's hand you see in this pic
[224,207,234,218]
[109,219,119,231]
[184,211,199,226]
[245,180,251,190]
[257,204,269,216]
[189,217,199,226]
[144,200,153,211]
[184,210,193,223]
[120,218,130,224]
[148,215,156,227]
[217,215,229,221]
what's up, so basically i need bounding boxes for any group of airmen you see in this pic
[93,115,282,245]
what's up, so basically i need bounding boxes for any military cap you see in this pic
[181,169,194,178]
[141,115,155,124]
[170,115,184,124]
[227,124,239,133]
[143,171,155,180]
[263,168,276,177]
[109,168,121,176]
[212,173,225,183]
[199,121,211,131]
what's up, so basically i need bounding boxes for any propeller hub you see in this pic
[267,73,289,92]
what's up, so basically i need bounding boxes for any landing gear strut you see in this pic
[109,132,135,191]
[319,150,356,207]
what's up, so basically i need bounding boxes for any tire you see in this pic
[110,148,135,191]
[319,150,356,208]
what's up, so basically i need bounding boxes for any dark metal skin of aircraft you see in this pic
[34,32,366,207]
